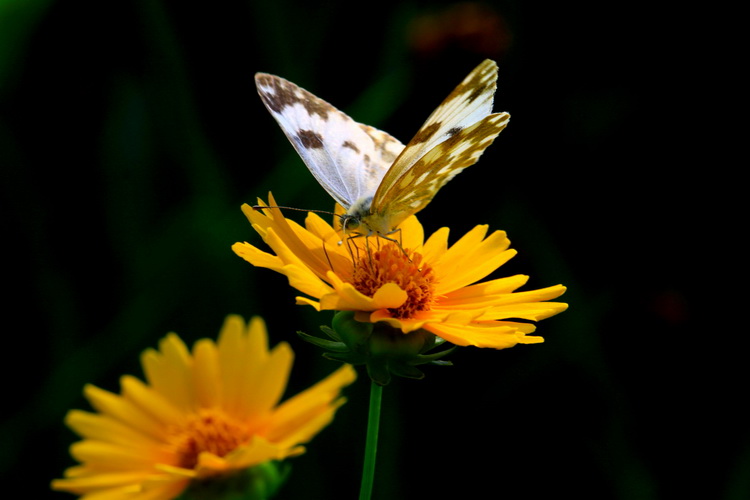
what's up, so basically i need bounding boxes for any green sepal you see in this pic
[296,330,349,352]
[411,345,457,365]
[322,351,365,363]
[388,363,425,380]
[318,325,341,341]
[176,461,290,500]
[366,359,393,386]
[429,359,454,366]
[301,311,457,385]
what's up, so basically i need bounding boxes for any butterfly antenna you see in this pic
[252,204,338,218]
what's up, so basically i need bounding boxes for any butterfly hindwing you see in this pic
[255,73,404,209]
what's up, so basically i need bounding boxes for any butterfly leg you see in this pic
[322,239,335,274]
[378,228,413,263]
[341,232,364,267]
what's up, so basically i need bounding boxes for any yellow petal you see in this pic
[371,283,410,308]
[397,215,425,251]
[436,230,515,293]
[421,226,450,262]
[245,201,335,279]
[217,316,261,416]
[83,385,164,441]
[70,440,172,469]
[154,464,198,479]
[438,224,489,261]
[295,295,322,310]
[367,310,432,333]
[279,262,334,301]
[482,301,570,321]
[426,321,543,349]
[235,341,293,422]
[217,436,304,475]
[117,376,186,430]
[441,275,530,300]
[235,229,335,302]
[195,452,232,476]
[191,338,221,409]
[64,410,157,449]
[140,334,193,412]
[51,471,154,493]
[321,279,408,311]
[138,483,190,500]
[262,364,356,444]
[232,241,283,270]
[303,211,340,241]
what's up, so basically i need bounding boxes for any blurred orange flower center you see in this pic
[170,409,251,470]
[352,243,435,319]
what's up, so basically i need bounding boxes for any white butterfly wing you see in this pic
[255,73,404,209]
[370,59,505,218]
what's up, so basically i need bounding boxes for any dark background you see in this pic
[1,1,741,499]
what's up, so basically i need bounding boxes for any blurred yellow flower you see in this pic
[51,315,356,499]
[233,195,567,350]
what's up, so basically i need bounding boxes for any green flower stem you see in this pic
[359,380,383,500]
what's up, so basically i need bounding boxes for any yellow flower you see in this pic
[51,315,356,499]
[233,194,568,350]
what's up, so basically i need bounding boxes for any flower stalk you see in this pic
[359,380,383,500]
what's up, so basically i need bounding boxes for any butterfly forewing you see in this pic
[370,59,501,215]
[255,73,404,209]
[369,112,509,230]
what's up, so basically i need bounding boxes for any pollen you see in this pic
[352,243,435,319]
[169,409,252,470]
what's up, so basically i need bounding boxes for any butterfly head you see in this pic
[339,213,362,234]
[341,196,373,235]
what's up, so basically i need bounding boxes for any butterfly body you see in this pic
[255,60,509,238]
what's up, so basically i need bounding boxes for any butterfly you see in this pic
[254,59,510,240]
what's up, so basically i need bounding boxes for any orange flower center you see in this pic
[351,243,435,319]
[170,409,252,470]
